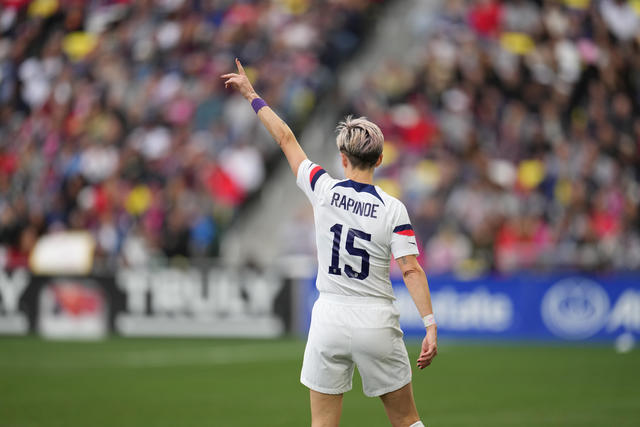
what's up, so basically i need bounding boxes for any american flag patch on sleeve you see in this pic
[309,165,326,191]
[393,224,415,236]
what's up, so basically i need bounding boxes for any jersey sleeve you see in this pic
[390,201,420,259]
[296,158,332,205]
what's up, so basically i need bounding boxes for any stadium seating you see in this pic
[2,0,638,275]
[0,0,384,270]
[341,0,640,273]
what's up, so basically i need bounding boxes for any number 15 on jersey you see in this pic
[328,223,371,280]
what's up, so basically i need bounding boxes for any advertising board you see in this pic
[0,269,29,334]
[300,273,640,341]
[0,265,290,339]
[115,266,288,338]
[37,278,108,340]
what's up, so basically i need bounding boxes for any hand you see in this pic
[220,58,258,101]
[417,324,437,369]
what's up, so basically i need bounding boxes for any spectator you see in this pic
[0,0,384,270]
[342,0,640,273]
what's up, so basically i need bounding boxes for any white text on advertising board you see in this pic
[607,289,640,333]
[395,286,513,332]
[0,269,29,334]
[115,267,284,337]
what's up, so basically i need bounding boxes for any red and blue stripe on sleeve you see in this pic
[309,165,326,191]
[393,224,415,236]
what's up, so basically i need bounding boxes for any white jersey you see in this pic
[296,159,419,300]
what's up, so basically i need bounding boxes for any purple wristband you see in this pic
[251,97,267,114]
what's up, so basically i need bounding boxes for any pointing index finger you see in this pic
[235,58,246,75]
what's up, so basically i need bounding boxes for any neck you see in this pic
[345,167,375,184]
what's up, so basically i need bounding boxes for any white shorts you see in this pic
[300,293,412,397]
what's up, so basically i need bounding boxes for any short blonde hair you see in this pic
[336,115,384,170]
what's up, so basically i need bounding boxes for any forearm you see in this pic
[402,263,434,319]
[257,107,297,149]
[406,263,438,369]
[248,94,306,174]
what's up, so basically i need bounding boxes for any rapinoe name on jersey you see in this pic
[330,192,380,218]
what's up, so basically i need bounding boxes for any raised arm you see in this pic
[396,255,438,369]
[221,59,307,176]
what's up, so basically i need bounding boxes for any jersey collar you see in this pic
[332,180,385,205]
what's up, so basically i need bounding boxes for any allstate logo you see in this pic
[541,278,610,340]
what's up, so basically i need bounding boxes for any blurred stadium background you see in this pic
[0,0,639,425]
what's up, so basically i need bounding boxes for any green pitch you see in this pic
[1,337,638,427]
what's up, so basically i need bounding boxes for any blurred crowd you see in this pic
[342,0,640,273]
[0,0,382,271]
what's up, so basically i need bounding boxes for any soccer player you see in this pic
[222,59,437,427]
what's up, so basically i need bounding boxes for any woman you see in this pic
[222,59,437,427]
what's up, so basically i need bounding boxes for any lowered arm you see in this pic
[396,255,438,369]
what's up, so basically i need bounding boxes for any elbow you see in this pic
[277,130,296,148]
[402,262,424,280]
[402,267,420,279]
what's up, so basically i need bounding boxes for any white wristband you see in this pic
[422,314,436,328]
